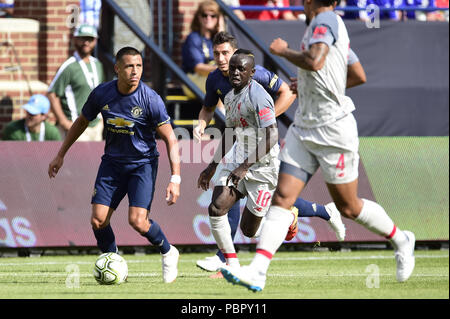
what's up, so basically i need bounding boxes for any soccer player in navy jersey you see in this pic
[48,47,181,283]
[194,32,346,275]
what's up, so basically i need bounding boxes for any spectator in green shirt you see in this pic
[2,94,61,141]
[47,24,104,141]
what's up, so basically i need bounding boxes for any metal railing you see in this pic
[99,0,229,125]
[229,5,449,12]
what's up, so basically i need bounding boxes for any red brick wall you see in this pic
[13,0,78,84]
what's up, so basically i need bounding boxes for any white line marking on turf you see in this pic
[0,272,447,278]
[0,254,447,267]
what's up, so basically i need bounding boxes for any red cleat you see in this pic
[285,206,299,241]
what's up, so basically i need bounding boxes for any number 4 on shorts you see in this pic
[336,153,345,177]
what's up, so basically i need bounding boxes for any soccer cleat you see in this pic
[161,245,179,283]
[325,202,346,241]
[220,265,266,292]
[209,271,224,279]
[285,206,299,241]
[395,230,416,282]
[196,255,226,272]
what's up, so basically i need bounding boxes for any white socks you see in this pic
[355,199,408,250]
[209,215,239,267]
[250,206,294,274]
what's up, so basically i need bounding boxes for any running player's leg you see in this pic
[326,180,415,282]
[91,204,117,253]
[221,171,306,291]
[90,159,126,254]
[127,159,179,283]
[209,186,242,267]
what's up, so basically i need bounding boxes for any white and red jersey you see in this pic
[295,10,356,129]
[223,79,279,165]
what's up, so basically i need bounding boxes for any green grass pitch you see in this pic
[0,250,448,299]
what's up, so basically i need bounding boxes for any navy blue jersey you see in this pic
[82,80,170,163]
[204,65,283,108]
[182,32,214,74]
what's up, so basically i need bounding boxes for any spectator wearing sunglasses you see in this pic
[181,1,225,102]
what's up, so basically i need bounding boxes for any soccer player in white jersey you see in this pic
[197,49,280,268]
[220,0,416,292]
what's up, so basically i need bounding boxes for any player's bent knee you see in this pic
[271,191,295,209]
[128,216,149,234]
[335,203,358,220]
[208,202,227,217]
[91,217,109,230]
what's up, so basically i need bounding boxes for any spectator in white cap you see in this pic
[47,23,104,141]
[1,94,61,141]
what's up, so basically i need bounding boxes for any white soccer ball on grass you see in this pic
[93,252,128,285]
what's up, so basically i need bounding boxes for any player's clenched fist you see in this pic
[193,124,204,143]
[48,155,64,178]
[197,164,217,191]
[270,38,288,56]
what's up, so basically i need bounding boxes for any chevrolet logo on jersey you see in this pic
[107,117,135,128]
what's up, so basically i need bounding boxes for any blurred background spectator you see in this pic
[47,24,104,141]
[222,0,247,20]
[2,94,61,141]
[0,0,13,18]
[78,0,102,29]
[181,0,223,100]
[240,0,298,20]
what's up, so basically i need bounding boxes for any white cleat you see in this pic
[395,230,416,282]
[161,245,179,283]
[325,202,346,241]
[196,255,226,272]
[220,265,266,292]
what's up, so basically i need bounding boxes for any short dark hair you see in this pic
[232,49,255,69]
[316,0,340,7]
[213,31,238,49]
[115,46,141,63]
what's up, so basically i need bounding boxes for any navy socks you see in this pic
[143,219,171,254]
[93,224,117,253]
[294,198,331,221]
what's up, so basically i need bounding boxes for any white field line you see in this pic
[0,254,447,267]
[0,272,447,278]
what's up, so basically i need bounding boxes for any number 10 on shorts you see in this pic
[256,190,272,207]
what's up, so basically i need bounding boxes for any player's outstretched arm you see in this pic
[48,115,89,178]
[227,124,278,187]
[274,81,296,117]
[156,123,181,206]
[197,126,235,191]
[346,61,366,89]
[193,105,216,143]
[270,38,329,72]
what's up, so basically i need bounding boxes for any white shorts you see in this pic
[214,158,279,217]
[280,114,359,184]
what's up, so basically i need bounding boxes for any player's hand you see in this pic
[289,77,298,95]
[48,155,64,178]
[166,182,180,206]
[197,165,216,191]
[227,165,248,188]
[270,38,288,56]
[193,124,204,143]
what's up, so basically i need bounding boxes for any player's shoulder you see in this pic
[139,81,161,98]
[207,68,224,81]
[248,79,271,100]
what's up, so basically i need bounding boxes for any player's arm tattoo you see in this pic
[282,43,329,72]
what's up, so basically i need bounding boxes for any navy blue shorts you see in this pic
[91,157,158,210]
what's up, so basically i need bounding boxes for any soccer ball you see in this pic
[93,252,128,285]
